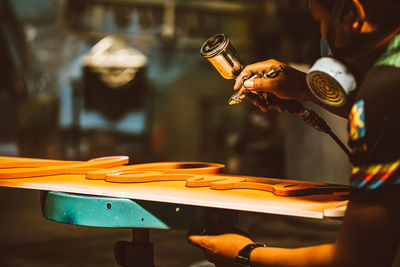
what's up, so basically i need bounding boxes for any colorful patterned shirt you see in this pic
[349,34,400,189]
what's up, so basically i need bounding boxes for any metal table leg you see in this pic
[115,228,155,267]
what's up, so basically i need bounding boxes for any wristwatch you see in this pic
[235,243,267,266]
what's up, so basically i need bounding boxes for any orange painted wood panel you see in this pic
[0,156,348,218]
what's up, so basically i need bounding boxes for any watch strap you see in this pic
[235,243,267,266]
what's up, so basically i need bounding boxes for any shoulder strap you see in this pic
[375,34,400,68]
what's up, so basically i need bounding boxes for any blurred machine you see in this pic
[82,35,150,120]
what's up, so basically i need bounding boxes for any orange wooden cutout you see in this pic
[122,162,225,174]
[0,156,82,168]
[99,162,222,184]
[186,175,233,187]
[87,162,224,180]
[105,171,165,183]
[187,175,349,196]
[105,171,201,183]
[86,166,142,180]
[0,156,129,179]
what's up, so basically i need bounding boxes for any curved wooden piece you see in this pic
[271,182,349,196]
[105,171,200,183]
[0,156,82,168]
[0,156,129,179]
[211,180,274,192]
[186,175,239,187]
[127,162,225,174]
[87,166,143,180]
[187,175,349,197]
[105,171,165,183]
[87,162,225,180]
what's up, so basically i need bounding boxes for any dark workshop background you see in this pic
[1,0,397,266]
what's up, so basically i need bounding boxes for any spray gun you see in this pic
[200,33,351,158]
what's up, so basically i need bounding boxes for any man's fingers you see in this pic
[243,79,254,89]
[234,67,258,91]
[244,78,277,92]
[235,86,248,99]
[187,234,204,246]
[187,234,216,253]
[187,228,213,246]
[234,73,248,91]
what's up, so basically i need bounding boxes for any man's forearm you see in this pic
[251,243,336,267]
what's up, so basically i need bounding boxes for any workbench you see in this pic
[0,156,348,266]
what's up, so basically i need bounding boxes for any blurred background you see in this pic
[0,0,359,266]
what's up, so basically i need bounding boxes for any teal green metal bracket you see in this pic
[41,191,238,230]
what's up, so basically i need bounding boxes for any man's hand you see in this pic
[234,59,310,103]
[187,226,254,267]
